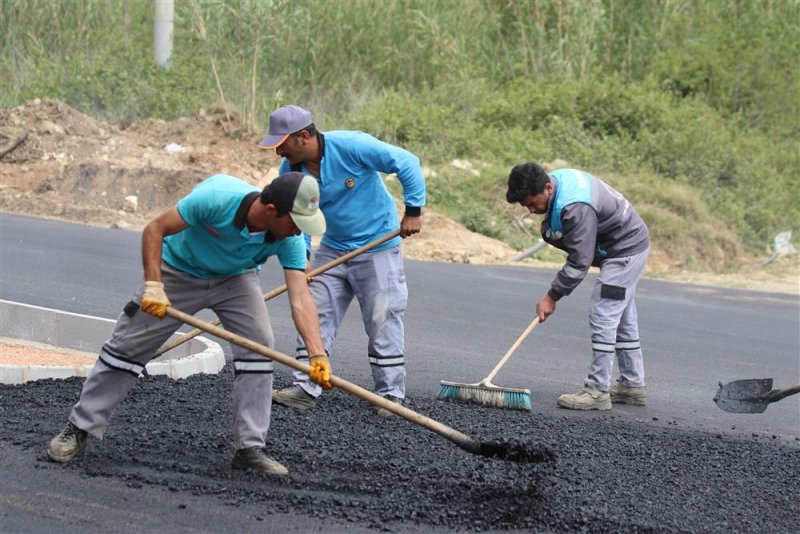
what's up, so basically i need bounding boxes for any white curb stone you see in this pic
[0,300,226,385]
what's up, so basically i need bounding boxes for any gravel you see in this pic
[1,371,798,533]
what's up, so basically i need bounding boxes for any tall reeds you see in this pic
[2,0,796,128]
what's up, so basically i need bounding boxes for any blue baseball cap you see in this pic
[259,105,313,149]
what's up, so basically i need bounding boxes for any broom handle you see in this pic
[164,305,483,456]
[154,229,401,356]
[484,316,540,384]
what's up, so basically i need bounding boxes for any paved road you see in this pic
[2,213,799,533]
[2,213,798,439]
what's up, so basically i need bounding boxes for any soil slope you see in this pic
[0,98,797,292]
[0,98,514,265]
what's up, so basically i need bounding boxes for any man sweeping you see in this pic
[47,171,332,474]
[506,163,650,410]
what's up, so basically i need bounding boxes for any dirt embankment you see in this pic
[0,98,515,265]
[1,98,797,293]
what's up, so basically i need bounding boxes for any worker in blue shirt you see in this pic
[260,105,426,416]
[47,172,332,475]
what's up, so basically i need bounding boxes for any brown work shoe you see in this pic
[231,447,288,475]
[557,386,611,411]
[375,395,404,418]
[272,385,317,409]
[609,382,647,406]
[47,422,88,463]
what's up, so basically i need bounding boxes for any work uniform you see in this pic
[69,175,307,449]
[541,169,650,392]
[281,131,426,399]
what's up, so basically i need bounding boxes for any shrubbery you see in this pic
[1,0,797,270]
[352,78,797,253]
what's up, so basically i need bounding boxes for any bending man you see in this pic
[47,172,331,474]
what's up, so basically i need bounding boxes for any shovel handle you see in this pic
[154,229,402,357]
[767,384,800,403]
[483,316,539,384]
[164,305,482,456]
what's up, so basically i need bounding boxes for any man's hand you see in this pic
[141,281,171,319]
[536,294,556,323]
[399,214,421,238]
[309,354,332,389]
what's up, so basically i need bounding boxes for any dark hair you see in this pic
[290,123,317,138]
[505,162,550,203]
[259,184,290,215]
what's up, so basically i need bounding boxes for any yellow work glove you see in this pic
[308,354,332,390]
[141,281,171,319]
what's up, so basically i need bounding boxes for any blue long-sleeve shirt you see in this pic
[279,131,426,252]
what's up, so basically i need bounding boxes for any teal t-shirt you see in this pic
[162,174,306,279]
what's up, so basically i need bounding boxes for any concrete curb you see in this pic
[0,300,226,384]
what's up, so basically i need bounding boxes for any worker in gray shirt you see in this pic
[506,162,650,410]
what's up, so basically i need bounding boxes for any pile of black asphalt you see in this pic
[2,371,797,533]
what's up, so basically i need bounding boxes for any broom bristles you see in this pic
[438,381,532,411]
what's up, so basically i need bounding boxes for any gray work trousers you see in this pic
[70,262,275,450]
[585,248,650,392]
[293,244,408,399]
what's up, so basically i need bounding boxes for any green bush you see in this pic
[1,0,797,271]
[19,52,213,122]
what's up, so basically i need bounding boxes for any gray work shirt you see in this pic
[541,172,650,300]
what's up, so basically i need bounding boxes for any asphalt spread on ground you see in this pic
[1,371,798,533]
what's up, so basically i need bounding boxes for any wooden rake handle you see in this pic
[483,316,540,384]
[154,229,402,356]
[164,305,483,455]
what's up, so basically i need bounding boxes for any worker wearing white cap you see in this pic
[47,172,331,475]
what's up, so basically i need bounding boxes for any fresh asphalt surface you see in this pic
[1,213,798,532]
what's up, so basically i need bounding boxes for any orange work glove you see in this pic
[141,281,171,319]
[308,354,332,389]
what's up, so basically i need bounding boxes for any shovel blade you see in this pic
[713,378,773,413]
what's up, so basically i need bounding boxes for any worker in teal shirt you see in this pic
[47,172,332,475]
[261,105,425,416]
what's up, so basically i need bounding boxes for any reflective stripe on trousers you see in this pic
[70,263,275,449]
[585,248,649,392]
[293,244,408,399]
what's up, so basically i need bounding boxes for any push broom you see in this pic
[438,316,539,411]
